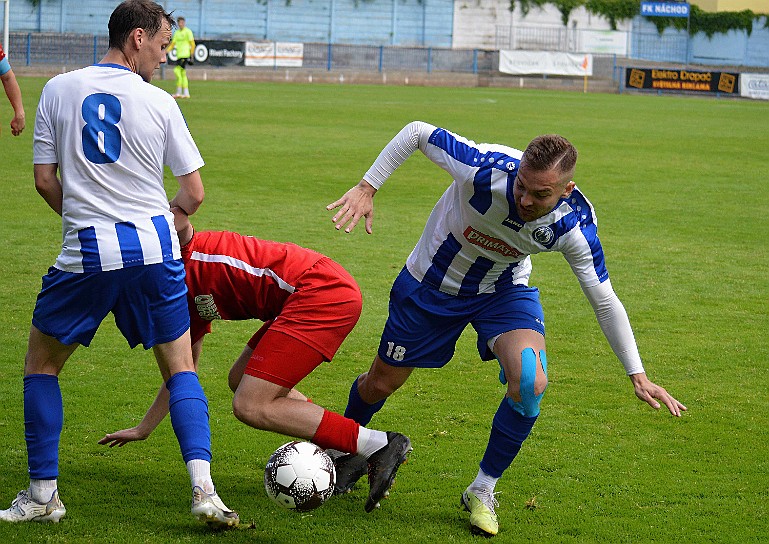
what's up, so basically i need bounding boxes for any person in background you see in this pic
[167,16,194,98]
[0,42,25,136]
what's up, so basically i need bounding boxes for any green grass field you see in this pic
[1,78,767,543]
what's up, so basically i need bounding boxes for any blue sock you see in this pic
[24,374,63,480]
[344,375,386,426]
[479,397,538,478]
[167,371,211,463]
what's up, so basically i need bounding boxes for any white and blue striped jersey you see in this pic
[364,122,607,296]
[33,64,204,273]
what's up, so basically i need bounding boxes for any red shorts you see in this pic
[244,257,362,388]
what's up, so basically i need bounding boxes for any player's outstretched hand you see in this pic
[326,179,377,234]
[629,373,687,417]
[98,427,150,448]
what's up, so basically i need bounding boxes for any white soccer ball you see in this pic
[264,441,336,511]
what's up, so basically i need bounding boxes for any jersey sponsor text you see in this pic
[463,226,523,258]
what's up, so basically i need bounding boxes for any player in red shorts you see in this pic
[100,209,411,512]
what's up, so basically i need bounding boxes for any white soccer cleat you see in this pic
[191,486,239,528]
[0,489,66,523]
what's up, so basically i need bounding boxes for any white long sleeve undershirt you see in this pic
[363,121,431,189]
[581,280,645,375]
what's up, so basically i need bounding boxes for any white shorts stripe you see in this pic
[189,251,296,293]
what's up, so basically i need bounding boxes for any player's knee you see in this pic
[510,348,548,417]
[359,373,391,400]
[232,394,266,428]
[359,368,402,400]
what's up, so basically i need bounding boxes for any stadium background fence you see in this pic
[4,31,633,83]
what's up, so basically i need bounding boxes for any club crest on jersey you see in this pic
[532,226,554,246]
[194,294,222,321]
[464,226,523,258]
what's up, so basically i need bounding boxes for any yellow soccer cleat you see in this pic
[461,488,499,537]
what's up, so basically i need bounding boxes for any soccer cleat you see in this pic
[191,486,239,528]
[0,489,66,523]
[328,451,368,495]
[365,432,412,513]
[461,488,499,537]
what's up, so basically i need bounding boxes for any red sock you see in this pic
[312,409,360,454]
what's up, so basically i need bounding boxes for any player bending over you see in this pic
[100,209,412,513]
[327,121,686,537]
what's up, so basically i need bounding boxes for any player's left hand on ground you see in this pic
[629,373,687,417]
[326,179,377,234]
[98,427,149,448]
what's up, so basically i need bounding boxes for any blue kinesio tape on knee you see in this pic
[508,347,547,417]
[497,357,507,385]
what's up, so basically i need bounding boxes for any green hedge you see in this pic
[512,0,768,35]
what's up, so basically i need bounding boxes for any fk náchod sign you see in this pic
[641,1,690,17]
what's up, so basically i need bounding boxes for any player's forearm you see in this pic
[134,384,171,437]
[582,281,645,375]
[171,171,204,215]
[33,164,63,215]
[1,70,24,117]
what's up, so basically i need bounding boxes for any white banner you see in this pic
[499,50,593,76]
[245,42,303,67]
[275,42,303,68]
[579,30,627,56]
[245,42,275,67]
[740,73,769,100]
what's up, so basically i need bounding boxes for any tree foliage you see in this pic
[510,0,767,36]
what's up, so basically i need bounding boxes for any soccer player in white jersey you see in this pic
[0,0,237,528]
[327,121,686,537]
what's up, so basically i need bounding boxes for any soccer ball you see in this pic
[264,441,336,511]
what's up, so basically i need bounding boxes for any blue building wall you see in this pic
[7,0,454,47]
[631,16,769,67]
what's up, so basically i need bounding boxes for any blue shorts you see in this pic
[378,268,545,368]
[32,260,190,349]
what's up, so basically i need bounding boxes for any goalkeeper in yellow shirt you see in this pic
[168,16,195,98]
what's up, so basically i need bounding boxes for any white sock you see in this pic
[187,459,214,494]
[183,88,190,97]
[356,427,388,458]
[175,87,182,95]
[470,468,499,493]
[29,479,57,503]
